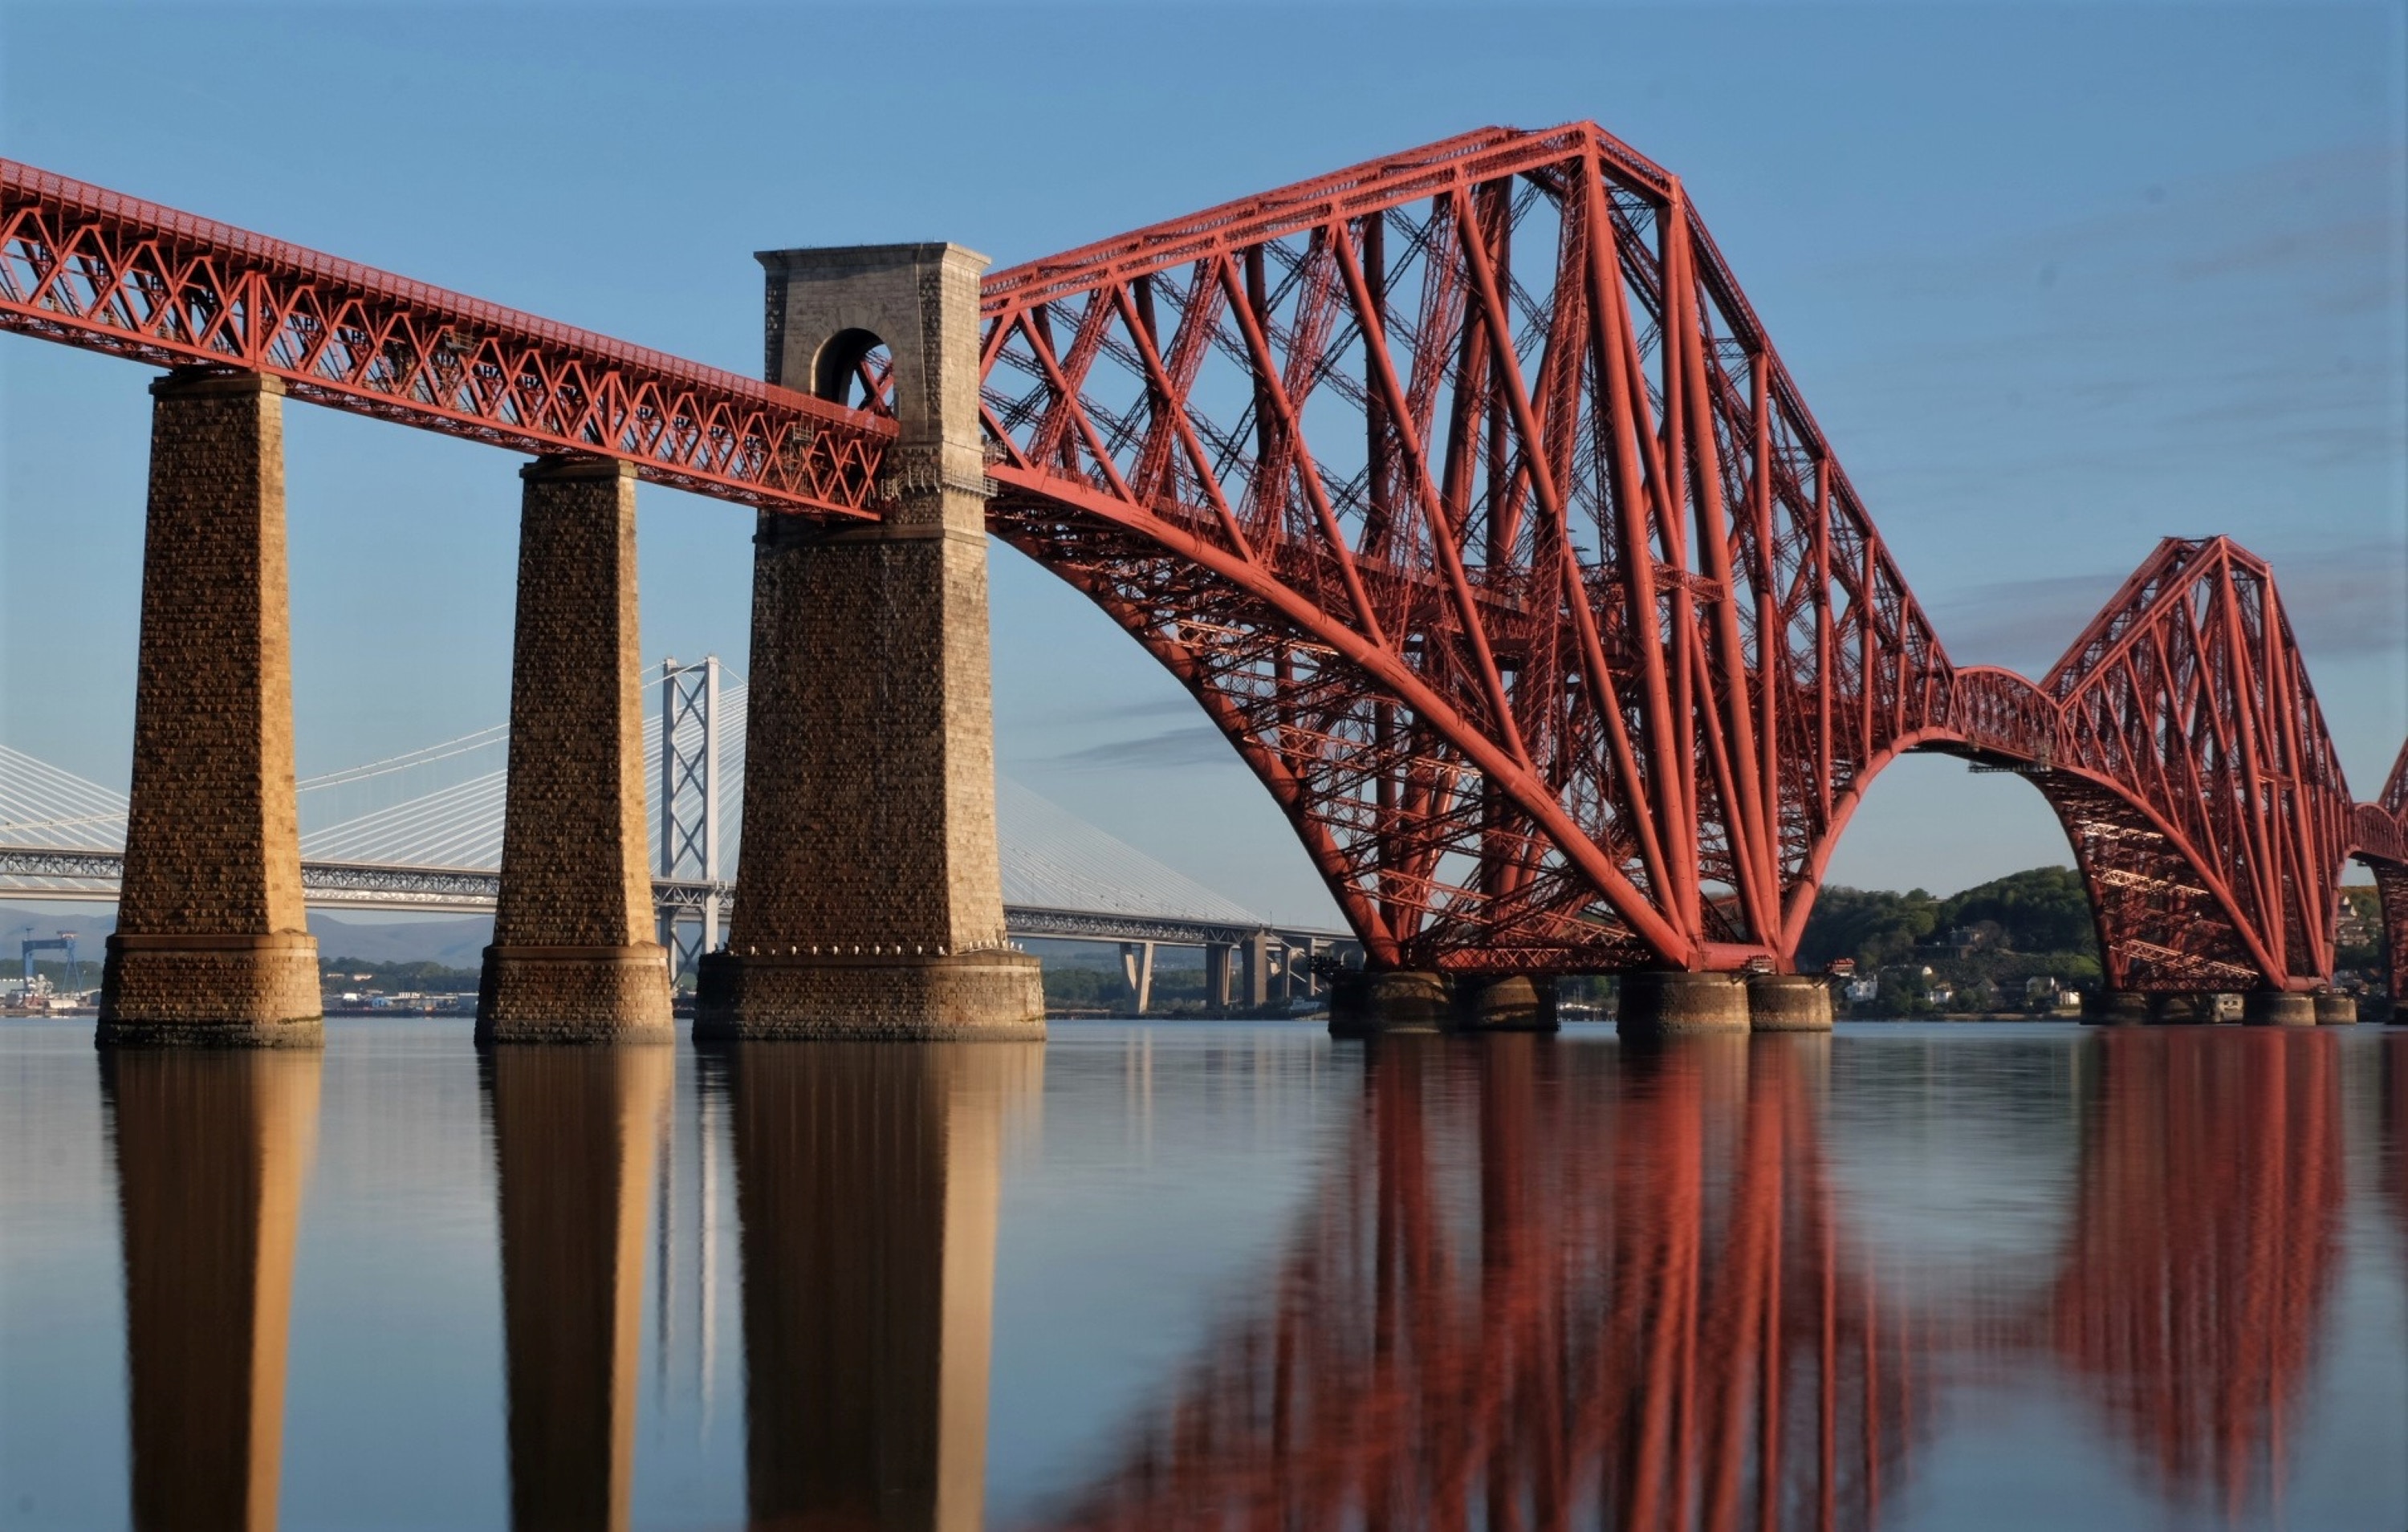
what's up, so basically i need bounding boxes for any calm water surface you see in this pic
[2,1019,2403,1530]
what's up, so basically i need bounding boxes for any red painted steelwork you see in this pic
[976,126,2394,989]
[2035,538,2360,992]
[1,136,2395,990]
[980,124,1949,973]
[0,159,892,515]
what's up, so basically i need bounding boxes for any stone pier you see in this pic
[1326,969,1450,1037]
[1746,973,1835,1031]
[2242,990,2317,1027]
[696,243,1040,1040]
[1451,974,1560,1032]
[100,372,320,1047]
[2312,993,2357,1026]
[477,457,673,1044]
[1617,971,1751,1037]
[2145,992,2219,1025]
[2081,991,2153,1026]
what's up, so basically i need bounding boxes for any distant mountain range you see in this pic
[0,906,494,970]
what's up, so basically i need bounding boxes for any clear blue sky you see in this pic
[3,2,2402,924]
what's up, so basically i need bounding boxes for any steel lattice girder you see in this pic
[978,123,1951,973]
[2034,538,2359,990]
[0,159,893,515]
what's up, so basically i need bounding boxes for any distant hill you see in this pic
[0,905,493,969]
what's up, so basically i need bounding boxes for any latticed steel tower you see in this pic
[657,656,723,977]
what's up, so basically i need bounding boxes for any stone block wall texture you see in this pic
[701,244,1041,1037]
[101,372,321,1045]
[478,457,672,1042]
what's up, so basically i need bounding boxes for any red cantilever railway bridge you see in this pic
[3,123,2402,997]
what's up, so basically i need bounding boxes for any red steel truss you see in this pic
[980,124,1950,974]
[1,133,2397,990]
[0,160,892,515]
[976,125,2395,988]
[2032,538,2360,992]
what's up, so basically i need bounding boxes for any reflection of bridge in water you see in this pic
[94,1030,2389,1530]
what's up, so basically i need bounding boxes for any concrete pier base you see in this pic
[1617,971,1751,1037]
[2312,994,2357,1026]
[1327,970,1450,1038]
[2081,991,2153,1026]
[1747,974,1834,1031]
[477,457,672,1046]
[2243,991,2317,1027]
[100,372,320,1047]
[1451,975,1559,1033]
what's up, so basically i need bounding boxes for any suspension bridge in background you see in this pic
[0,121,2402,1043]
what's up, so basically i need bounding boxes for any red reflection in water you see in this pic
[1033,1035,1922,1531]
[2045,1031,2343,1522]
[1030,1030,2354,1532]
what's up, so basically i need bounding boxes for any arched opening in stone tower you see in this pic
[809,327,892,413]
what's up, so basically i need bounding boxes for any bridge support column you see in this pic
[1119,941,1155,1014]
[1747,974,1834,1031]
[1204,944,1236,1010]
[1617,971,1751,1037]
[1327,969,1449,1037]
[696,242,1040,1040]
[2312,993,2357,1025]
[1239,929,1273,1010]
[100,372,320,1046]
[2146,992,2217,1025]
[2081,991,2152,1026]
[2242,990,2317,1026]
[1451,975,1559,1033]
[478,457,673,1044]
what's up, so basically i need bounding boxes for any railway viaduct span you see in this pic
[3,122,2402,1046]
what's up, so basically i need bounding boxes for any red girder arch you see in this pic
[978,123,1950,974]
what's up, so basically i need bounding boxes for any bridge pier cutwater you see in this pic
[477,457,673,1044]
[695,243,1043,1040]
[99,371,321,1046]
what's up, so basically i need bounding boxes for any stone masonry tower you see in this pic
[100,372,320,1046]
[694,245,1043,1039]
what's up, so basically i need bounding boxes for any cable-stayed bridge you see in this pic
[1,662,1349,1000]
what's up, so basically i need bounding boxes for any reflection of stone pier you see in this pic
[486,1046,670,1529]
[105,1047,322,1530]
[722,1041,1040,1530]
